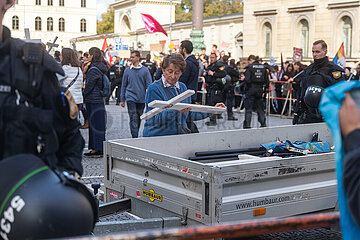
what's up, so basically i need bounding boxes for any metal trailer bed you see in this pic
[101,123,336,232]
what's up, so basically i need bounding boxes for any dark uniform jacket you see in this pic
[244,61,269,93]
[0,27,84,175]
[296,57,344,123]
[205,61,226,91]
[178,54,199,103]
[224,64,239,91]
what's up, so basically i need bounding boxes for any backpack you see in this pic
[89,66,111,98]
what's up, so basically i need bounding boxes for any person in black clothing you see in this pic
[339,92,360,228]
[105,56,124,105]
[203,52,227,126]
[143,54,157,81]
[223,56,239,120]
[179,40,200,132]
[291,40,344,124]
[243,55,269,129]
[0,0,96,238]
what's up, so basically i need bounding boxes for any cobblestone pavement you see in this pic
[80,102,342,239]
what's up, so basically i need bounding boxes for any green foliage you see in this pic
[175,0,244,22]
[97,8,114,34]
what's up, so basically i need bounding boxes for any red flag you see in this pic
[102,35,112,64]
[140,13,168,37]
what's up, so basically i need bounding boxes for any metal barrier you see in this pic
[267,81,297,117]
[79,212,340,240]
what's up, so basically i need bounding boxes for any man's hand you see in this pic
[178,107,192,114]
[208,70,214,76]
[120,102,125,107]
[215,102,226,108]
[339,93,360,137]
[288,77,294,83]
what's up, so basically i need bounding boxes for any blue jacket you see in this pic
[178,54,199,103]
[120,65,152,103]
[143,80,209,137]
[83,62,108,104]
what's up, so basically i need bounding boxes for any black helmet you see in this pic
[304,85,324,108]
[0,154,98,240]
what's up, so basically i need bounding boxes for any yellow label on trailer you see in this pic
[142,189,163,202]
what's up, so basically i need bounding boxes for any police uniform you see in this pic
[205,60,226,125]
[294,57,344,124]
[224,64,240,120]
[0,26,84,175]
[106,61,124,105]
[243,60,269,129]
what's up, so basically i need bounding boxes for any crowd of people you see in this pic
[52,39,360,157]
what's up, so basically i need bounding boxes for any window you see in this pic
[300,19,309,57]
[48,0,53,5]
[12,16,19,30]
[47,17,53,31]
[264,22,272,57]
[80,19,86,32]
[342,16,352,58]
[59,18,65,32]
[35,0,41,5]
[81,0,86,7]
[59,0,64,6]
[35,16,41,31]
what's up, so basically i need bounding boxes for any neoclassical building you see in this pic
[3,0,97,49]
[74,0,243,58]
[244,0,360,65]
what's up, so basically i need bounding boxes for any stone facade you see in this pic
[74,0,243,59]
[244,0,360,66]
[3,0,97,49]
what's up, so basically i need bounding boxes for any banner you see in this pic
[293,47,303,61]
[102,35,112,65]
[140,13,168,37]
[333,42,346,68]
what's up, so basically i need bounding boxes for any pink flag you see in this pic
[140,13,168,37]
[102,35,112,64]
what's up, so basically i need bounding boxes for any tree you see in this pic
[175,0,244,22]
[97,8,114,34]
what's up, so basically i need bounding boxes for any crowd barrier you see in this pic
[267,80,297,117]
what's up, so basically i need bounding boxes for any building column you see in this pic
[190,0,205,53]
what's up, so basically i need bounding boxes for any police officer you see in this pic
[243,55,269,129]
[223,56,240,120]
[291,40,344,124]
[203,52,226,126]
[106,56,124,105]
[0,0,96,238]
[143,53,157,81]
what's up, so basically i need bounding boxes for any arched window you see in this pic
[59,18,65,32]
[35,17,41,31]
[342,16,352,58]
[80,19,86,32]
[35,0,41,5]
[12,16,19,30]
[81,0,86,7]
[47,17,53,31]
[264,22,272,57]
[59,0,64,6]
[48,0,53,5]
[300,19,309,57]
